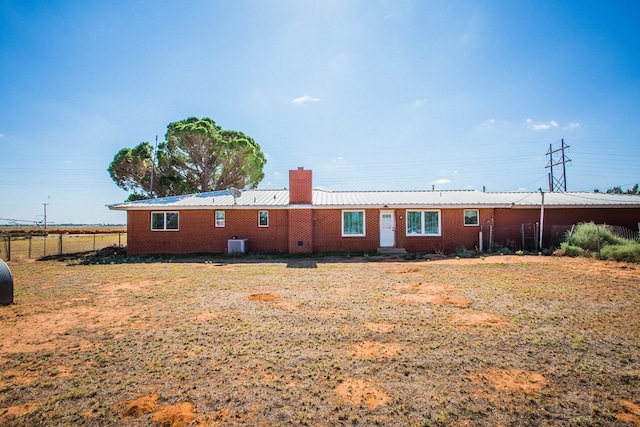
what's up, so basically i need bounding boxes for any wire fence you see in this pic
[608,225,640,242]
[1,232,127,261]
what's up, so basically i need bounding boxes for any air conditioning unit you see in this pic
[227,238,248,254]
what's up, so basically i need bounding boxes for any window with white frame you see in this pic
[464,209,479,226]
[151,212,179,231]
[258,211,269,227]
[342,210,365,236]
[406,210,440,236]
[215,211,225,227]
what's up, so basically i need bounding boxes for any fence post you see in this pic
[28,235,32,259]
[58,234,63,255]
[93,232,96,251]
[596,225,601,258]
[44,234,47,257]
[6,234,10,262]
[521,224,525,250]
[118,232,121,247]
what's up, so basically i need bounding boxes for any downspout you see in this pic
[538,189,545,250]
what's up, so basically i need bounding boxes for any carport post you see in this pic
[539,189,545,250]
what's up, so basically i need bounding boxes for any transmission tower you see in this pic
[545,139,571,192]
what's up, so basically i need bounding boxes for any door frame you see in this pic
[379,210,396,247]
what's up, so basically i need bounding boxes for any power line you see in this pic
[545,139,571,192]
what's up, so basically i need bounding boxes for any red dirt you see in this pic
[335,378,391,409]
[1,255,638,425]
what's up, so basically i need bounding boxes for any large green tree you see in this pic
[109,117,266,201]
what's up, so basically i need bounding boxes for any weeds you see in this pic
[561,222,640,262]
[1,257,638,425]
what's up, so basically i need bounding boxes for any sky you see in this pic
[1,0,639,225]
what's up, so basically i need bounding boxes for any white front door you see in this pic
[380,211,395,247]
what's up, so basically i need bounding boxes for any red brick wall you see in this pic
[288,209,313,253]
[398,208,493,254]
[125,204,640,256]
[289,168,313,204]
[312,209,380,253]
[494,207,640,248]
[126,209,288,255]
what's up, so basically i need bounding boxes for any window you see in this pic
[342,210,365,236]
[464,209,479,226]
[258,211,269,227]
[406,210,440,236]
[151,212,179,231]
[215,211,225,227]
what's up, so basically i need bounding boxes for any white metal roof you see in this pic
[312,189,510,207]
[108,189,640,211]
[490,191,640,208]
[108,189,290,210]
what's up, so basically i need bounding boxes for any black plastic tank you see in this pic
[0,259,13,305]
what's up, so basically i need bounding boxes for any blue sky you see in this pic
[1,0,639,225]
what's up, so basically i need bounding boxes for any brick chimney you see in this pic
[289,167,313,204]
[288,167,313,254]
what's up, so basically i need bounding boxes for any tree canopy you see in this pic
[595,184,640,195]
[108,117,266,201]
[605,184,639,195]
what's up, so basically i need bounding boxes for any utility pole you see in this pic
[545,139,571,192]
[42,203,48,231]
[538,189,545,250]
[42,203,49,257]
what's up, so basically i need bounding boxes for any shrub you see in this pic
[455,247,476,258]
[600,244,640,263]
[563,222,640,263]
[559,242,584,257]
[566,222,629,251]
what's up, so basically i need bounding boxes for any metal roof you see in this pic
[108,189,640,211]
[491,191,640,208]
[312,189,509,207]
[108,189,290,210]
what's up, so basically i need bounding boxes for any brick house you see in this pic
[108,167,640,256]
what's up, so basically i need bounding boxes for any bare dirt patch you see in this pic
[450,310,509,327]
[335,378,391,409]
[152,402,196,427]
[392,293,472,307]
[247,292,279,302]
[349,341,402,359]
[470,369,549,394]
[616,399,640,426]
[123,394,159,417]
[0,402,41,423]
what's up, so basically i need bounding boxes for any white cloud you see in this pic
[526,119,559,131]
[291,95,320,105]
[564,122,580,130]
[434,179,451,185]
[331,156,344,162]
[414,98,427,107]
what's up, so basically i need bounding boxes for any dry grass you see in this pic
[1,229,126,261]
[0,255,639,426]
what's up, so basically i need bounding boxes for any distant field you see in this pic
[1,227,126,261]
[0,225,126,235]
[0,255,638,426]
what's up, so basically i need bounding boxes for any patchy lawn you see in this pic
[0,255,639,426]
